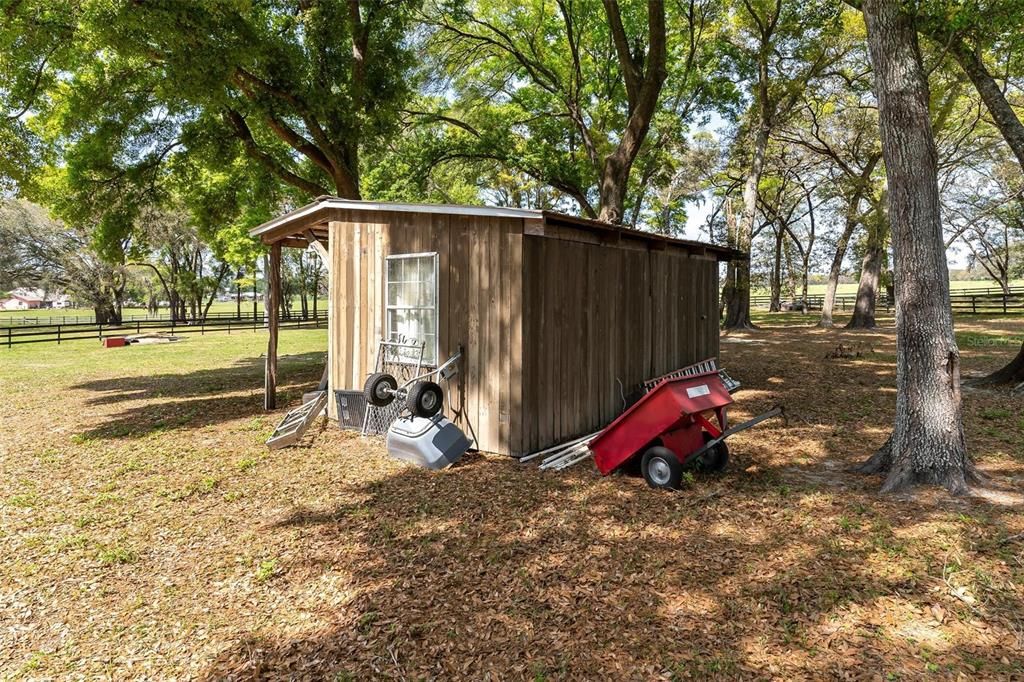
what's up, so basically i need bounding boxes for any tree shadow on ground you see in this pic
[72,351,326,440]
[195,435,1024,680]
[192,323,1022,679]
[71,351,326,405]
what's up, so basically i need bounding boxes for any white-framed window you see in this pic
[385,252,439,366]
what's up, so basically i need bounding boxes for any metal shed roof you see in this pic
[250,196,740,260]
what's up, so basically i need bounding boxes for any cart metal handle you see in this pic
[686,405,785,464]
[399,346,463,390]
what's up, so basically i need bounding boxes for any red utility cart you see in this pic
[589,370,782,489]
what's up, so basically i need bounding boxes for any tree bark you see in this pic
[819,216,857,327]
[801,192,816,311]
[846,243,882,329]
[236,268,242,318]
[770,227,783,312]
[265,243,281,411]
[972,342,1024,386]
[856,0,978,494]
[724,121,770,329]
[596,0,667,223]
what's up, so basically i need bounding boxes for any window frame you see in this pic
[384,251,440,366]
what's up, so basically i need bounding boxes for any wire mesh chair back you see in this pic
[361,338,426,436]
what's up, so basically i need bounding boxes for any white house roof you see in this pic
[8,288,47,302]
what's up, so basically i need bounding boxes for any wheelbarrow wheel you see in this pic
[641,446,684,490]
[696,432,729,472]
[407,380,444,418]
[364,372,398,407]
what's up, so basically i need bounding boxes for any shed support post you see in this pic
[305,230,331,393]
[265,242,281,410]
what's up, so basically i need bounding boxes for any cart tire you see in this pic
[364,372,398,407]
[697,433,730,472]
[406,380,444,418]
[641,446,684,490]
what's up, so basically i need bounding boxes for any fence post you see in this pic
[7,327,11,349]
[1004,294,1008,315]
[98,323,103,339]
[57,326,61,345]
[137,321,141,334]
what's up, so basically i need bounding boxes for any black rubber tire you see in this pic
[641,446,684,490]
[364,372,397,407]
[406,380,444,418]
[696,432,730,472]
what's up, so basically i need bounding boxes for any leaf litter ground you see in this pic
[1,320,1022,680]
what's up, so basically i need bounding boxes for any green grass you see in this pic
[0,327,327,383]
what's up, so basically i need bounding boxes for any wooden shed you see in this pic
[251,197,737,457]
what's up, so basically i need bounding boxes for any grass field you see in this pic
[2,322,1023,678]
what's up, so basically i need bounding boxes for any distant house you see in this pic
[51,294,73,309]
[1,289,45,310]
[0,289,71,310]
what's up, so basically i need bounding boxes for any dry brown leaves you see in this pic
[1,323,1022,680]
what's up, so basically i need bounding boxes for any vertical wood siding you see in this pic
[519,237,720,454]
[327,211,524,456]
[327,211,719,457]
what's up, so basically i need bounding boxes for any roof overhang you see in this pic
[250,196,741,261]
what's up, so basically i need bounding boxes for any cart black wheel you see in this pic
[641,446,684,490]
[364,372,397,407]
[696,432,729,472]
[406,380,444,418]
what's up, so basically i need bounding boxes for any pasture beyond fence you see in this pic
[2,312,327,348]
[751,285,1024,315]
[0,309,301,327]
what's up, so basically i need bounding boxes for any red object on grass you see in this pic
[101,337,127,348]
[589,370,733,476]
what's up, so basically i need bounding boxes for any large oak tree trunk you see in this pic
[846,243,882,329]
[855,0,978,494]
[724,124,770,330]
[596,0,667,224]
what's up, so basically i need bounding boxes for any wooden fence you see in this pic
[0,309,324,327]
[751,286,1024,315]
[2,312,327,348]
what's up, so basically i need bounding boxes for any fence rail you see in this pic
[0,308,325,327]
[752,286,1024,315]
[2,312,327,348]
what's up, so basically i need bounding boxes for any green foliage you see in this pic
[3,0,420,262]
[422,0,735,221]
